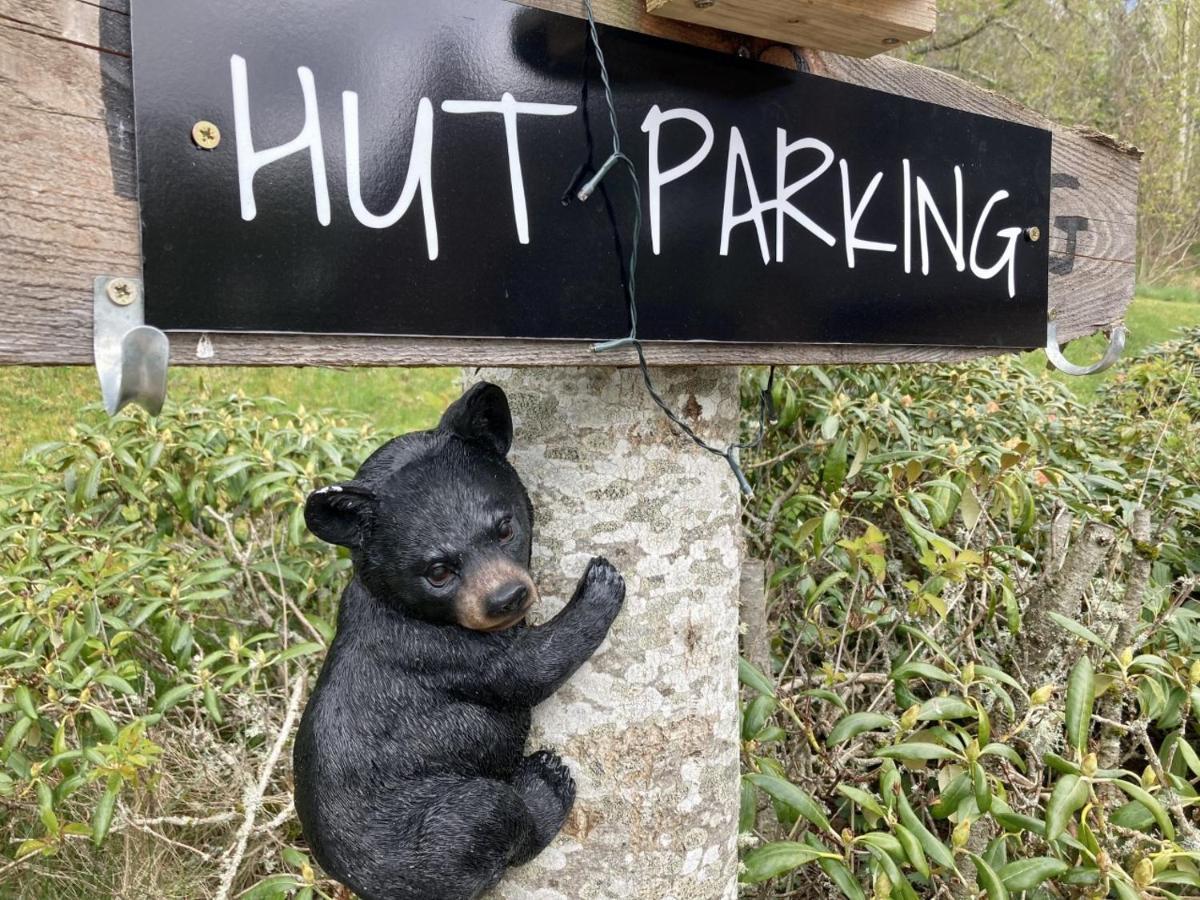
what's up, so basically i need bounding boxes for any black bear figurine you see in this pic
[293,382,625,900]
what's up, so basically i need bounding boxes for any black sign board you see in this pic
[131,0,1051,348]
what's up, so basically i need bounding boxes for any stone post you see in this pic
[469,367,743,900]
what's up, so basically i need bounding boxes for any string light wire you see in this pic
[571,0,775,496]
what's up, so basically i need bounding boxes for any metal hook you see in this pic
[93,276,170,415]
[1045,318,1126,377]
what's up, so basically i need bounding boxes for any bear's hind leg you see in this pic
[405,776,543,900]
[509,750,576,864]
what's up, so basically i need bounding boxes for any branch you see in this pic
[910,0,1026,55]
[213,675,306,900]
[1019,521,1116,682]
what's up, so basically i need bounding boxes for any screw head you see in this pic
[882,36,901,45]
[192,120,221,150]
[694,0,715,7]
[1025,226,1042,242]
[106,278,136,307]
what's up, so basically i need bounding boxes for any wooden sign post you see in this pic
[0,0,1139,897]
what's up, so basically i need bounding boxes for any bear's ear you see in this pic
[438,382,513,457]
[304,483,376,548]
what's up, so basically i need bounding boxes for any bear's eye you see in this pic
[425,564,454,587]
[497,518,515,543]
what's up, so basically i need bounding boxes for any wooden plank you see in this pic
[645,0,935,59]
[0,0,1139,367]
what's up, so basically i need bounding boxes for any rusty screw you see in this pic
[106,278,136,307]
[1025,226,1042,242]
[694,0,715,8]
[882,37,901,45]
[192,120,221,150]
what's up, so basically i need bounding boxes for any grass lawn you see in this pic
[0,366,458,470]
[1,289,1196,469]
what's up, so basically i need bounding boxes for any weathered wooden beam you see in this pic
[0,0,1139,367]
[645,0,936,59]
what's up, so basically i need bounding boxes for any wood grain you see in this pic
[645,0,935,59]
[0,0,1139,368]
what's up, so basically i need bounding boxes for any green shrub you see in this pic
[0,391,376,898]
[738,332,1200,897]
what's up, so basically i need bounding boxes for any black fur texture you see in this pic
[294,383,625,900]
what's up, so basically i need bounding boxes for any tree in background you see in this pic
[903,0,1199,284]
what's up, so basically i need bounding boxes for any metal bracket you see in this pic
[1045,318,1126,377]
[93,276,169,415]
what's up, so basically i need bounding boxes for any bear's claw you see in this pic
[577,557,625,618]
[517,749,576,810]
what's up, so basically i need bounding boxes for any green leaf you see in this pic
[897,789,958,873]
[821,508,841,545]
[972,761,992,814]
[738,657,776,699]
[1046,612,1107,648]
[860,841,918,900]
[1110,798,1155,831]
[876,742,960,762]
[15,839,48,860]
[39,805,60,838]
[917,696,977,721]
[967,852,1010,900]
[14,684,38,721]
[836,784,888,819]
[799,688,847,711]
[739,841,833,884]
[89,707,118,741]
[203,684,223,724]
[1109,876,1142,900]
[821,413,841,441]
[826,712,894,747]
[275,641,324,663]
[281,847,309,869]
[1110,779,1175,840]
[1155,870,1200,888]
[853,831,905,860]
[739,778,757,833]
[973,665,1024,692]
[1172,732,1200,779]
[892,661,957,683]
[1044,774,1089,841]
[991,799,1046,836]
[959,487,982,530]
[1042,752,1081,776]
[893,823,930,877]
[930,772,972,819]
[747,774,832,833]
[822,435,848,492]
[743,695,777,741]
[1065,655,1095,755]
[997,857,1069,892]
[816,853,866,900]
[980,742,1026,772]
[1061,867,1101,886]
[91,775,121,846]
[95,673,136,696]
[240,875,303,900]
[982,836,1007,876]
[153,683,197,715]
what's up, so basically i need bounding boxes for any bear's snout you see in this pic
[487,582,529,618]
[455,558,539,631]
